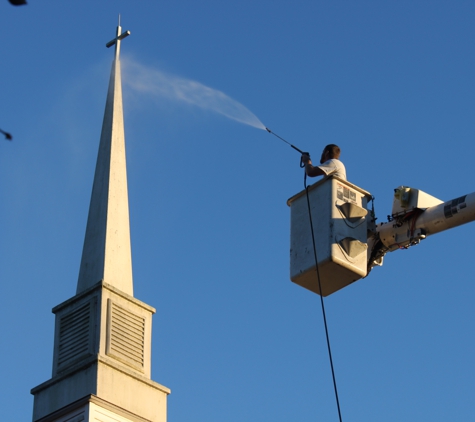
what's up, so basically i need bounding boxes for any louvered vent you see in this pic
[63,414,84,422]
[107,301,145,370]
[57,302,91,370]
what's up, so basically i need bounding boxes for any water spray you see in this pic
[265,127,309,167]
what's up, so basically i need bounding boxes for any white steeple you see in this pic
[31,22,170,422]
[77,24,133,296]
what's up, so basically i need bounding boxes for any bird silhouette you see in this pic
[8,0,27,5]
[0,129,12,140]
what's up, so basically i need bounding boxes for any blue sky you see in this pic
[1,1,474,421]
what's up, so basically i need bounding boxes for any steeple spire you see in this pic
[77,23,133,295]
[31,22,169,422]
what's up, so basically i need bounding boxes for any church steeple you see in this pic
[31,23,170,422]
[77,23,133,295]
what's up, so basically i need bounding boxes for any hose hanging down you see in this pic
[265,126,343,421]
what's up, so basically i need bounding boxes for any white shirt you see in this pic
[317,158,346,180]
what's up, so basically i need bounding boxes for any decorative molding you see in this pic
[33,394,153,422]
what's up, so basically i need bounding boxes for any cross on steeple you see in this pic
[106,18,131,60]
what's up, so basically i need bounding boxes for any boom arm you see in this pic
[368,188,475,271]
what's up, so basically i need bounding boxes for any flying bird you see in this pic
[0,129,12,140]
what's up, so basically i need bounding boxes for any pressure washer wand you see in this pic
[265,127,309,169]
[265,127,306,155]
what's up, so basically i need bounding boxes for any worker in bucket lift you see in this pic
[301,144,346,180]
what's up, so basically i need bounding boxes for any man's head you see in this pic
[320,144,341,164]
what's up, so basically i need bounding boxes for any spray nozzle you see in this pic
[265,127,272,133]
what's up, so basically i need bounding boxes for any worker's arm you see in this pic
[301,154,326,177]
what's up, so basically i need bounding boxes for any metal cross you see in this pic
[106,21,131,60]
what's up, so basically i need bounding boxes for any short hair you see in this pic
[324,144,341,159]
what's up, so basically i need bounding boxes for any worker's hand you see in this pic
[301,153,311,165]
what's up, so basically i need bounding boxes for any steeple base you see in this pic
[31,357,169,421]
[31,281,170,422]
[32,393,163,422]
